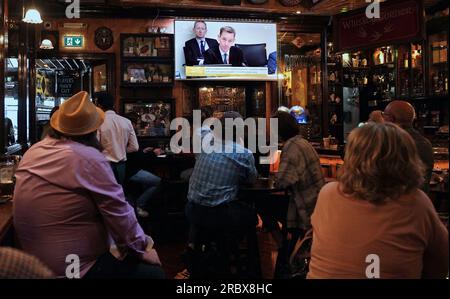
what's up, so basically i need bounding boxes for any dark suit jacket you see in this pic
[203,45,247,67]
[184,38,219,66]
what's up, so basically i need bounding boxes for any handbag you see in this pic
[289,228,313,279]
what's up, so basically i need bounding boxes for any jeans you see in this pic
[110,161,126,185]
[83,252,165,279]
[129,170,161,208]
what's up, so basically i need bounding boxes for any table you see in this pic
[240,176,285,193]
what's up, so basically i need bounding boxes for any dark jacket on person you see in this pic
[403,126,434,194]
[4,118,15,146]
[184,38,219,66]
[203,45,247,66]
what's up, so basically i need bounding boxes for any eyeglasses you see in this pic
[381,111,392,119]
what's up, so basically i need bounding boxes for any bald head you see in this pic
[383,100,415,127]
[368,110,384,123]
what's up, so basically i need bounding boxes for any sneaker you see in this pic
[174,268,190,279]
[136,207,149,218]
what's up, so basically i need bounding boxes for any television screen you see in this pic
[174,20,277,80]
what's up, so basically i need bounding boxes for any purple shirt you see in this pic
[13,137,150,278]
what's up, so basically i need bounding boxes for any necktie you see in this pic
[223,53,228,64]
[200,40,205,56]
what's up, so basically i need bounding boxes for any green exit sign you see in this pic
[63,36,84,48]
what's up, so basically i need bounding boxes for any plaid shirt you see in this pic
[0,247,54,279]
[188,141,258,207]
[276,135,325,230]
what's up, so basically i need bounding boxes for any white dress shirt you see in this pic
[219,49,230,64]
[196,38,210,53]
[97,110,139,163]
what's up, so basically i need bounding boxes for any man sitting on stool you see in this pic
[184,111,258,278]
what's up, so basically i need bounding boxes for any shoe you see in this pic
[174,268,190,279]
[136,207,149,218]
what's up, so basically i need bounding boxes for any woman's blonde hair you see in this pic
[338,122,425,203]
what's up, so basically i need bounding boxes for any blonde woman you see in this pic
[308,123,448,279]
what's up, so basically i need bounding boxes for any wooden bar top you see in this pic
[0,200,13,243]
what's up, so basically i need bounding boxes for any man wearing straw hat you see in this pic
[13,91,164,279]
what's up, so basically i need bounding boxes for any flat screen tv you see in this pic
[175,20,277,81]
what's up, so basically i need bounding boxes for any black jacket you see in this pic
[203,45,247,67]
[184,38,219,66]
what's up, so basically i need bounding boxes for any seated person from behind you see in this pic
[308,123,448,279]
[203,26,247,67]
[13,92,164,279]
[184,20,219,66]
[124,112,164,218]
[185,111,258,249]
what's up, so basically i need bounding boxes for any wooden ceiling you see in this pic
[117,0,445,15]
[26,0,446,19]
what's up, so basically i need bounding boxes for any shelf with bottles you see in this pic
[429,31,448,96]
[121,33,173,59]
[395,43,426,98]
[121,62,173,87]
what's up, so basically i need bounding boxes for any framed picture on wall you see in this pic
[122,98,174,138]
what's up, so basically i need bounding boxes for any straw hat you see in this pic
[50,91,105,136]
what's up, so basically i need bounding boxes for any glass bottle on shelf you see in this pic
[404,51,409,68]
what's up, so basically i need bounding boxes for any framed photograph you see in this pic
[122,98,174,138]
[127,68,147,83]
[121,62,174,86]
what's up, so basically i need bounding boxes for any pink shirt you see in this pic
[13,137,150,278]
[308,182,449,279]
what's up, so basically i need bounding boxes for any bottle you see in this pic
[379,49,385,64]
[404,51,409,68]
[387,47,393,63]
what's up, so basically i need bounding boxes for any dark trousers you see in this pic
[185,200,257,244]
[83,252,165,279]
[185,201,259,278]
[110,161,126,185]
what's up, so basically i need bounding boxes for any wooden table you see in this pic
[0,200,13,244]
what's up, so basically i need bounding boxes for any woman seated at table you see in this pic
[13,91,164,279]
[308,123,449,279]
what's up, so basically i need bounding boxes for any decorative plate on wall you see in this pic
[94,26,114,51]
[279,0,301,6]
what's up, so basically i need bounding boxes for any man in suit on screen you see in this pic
[203,26,247,67]
[184,21,219,66]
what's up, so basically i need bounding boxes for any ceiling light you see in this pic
[40,39,54,50]
[23,8,43,24]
